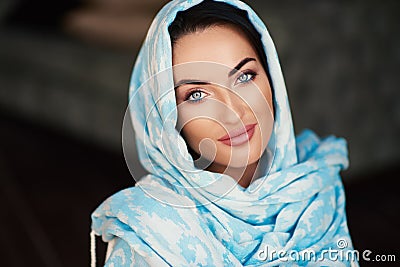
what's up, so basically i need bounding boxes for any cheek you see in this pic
[180,119,214,152]
[242,85,272,117]
[255,72,273,103]
[250,77,274,122]
[245,79,274,147]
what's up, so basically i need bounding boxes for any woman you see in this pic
[91,0,358,266]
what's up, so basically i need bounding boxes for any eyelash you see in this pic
[185,89,207,103]
[183,70,258,103]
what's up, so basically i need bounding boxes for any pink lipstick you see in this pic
[218,123,257,146]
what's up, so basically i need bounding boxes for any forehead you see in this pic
[172,24,258,68]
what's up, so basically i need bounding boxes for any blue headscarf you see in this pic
[91,0,358,266]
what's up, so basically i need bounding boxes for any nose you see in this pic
[218,89,247,125]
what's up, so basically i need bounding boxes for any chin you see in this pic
[215,151,262,169]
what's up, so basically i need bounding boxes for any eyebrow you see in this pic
[228,57,256,77]
[174,79,210,89]
[174,57,256,89]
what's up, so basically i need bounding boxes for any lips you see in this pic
[218,123,257,146]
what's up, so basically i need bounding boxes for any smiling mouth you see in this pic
[218,123,257,146]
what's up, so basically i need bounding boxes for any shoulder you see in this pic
[104,237,168,267]
[91,179,207,241]
[92,182,229,266]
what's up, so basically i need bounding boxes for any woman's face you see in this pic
[172,24,274,171]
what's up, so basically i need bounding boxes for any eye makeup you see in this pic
[184,88,208,103]
[235,70,257,85]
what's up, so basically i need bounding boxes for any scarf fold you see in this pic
[91,0,358,266]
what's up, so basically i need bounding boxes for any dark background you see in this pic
[0,0,399,266]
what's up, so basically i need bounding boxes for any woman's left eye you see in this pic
[236,72,256,84]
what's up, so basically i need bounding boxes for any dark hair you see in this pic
[168,0,271,86]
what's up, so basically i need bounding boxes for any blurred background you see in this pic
[0,0,399,266]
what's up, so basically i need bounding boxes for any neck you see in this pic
[206,160,260,188]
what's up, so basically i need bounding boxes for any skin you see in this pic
[172,24,274,188]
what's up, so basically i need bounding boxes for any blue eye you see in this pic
[236,72,256,84]
[187,90,206,102]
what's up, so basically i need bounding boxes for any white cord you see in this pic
[90,230,96,267]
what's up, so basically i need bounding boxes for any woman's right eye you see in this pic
[186,90,207,102]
